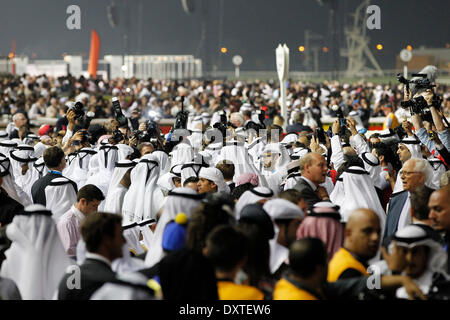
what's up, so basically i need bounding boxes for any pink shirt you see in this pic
[56,205,84,257]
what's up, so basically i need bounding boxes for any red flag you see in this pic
[88,29,100,78]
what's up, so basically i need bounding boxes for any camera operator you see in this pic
[407,88,450,166]
[61,102,95,152]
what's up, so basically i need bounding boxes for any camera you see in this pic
[133,120,161,147]
[397,73,435,94]
[174,96,189,130]
[315,127,327,144]
[70,101,85,120]
[111,128,125,144]
[112,97,128,128]
[397,72,443,124]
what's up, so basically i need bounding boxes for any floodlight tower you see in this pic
[341,0,383,77]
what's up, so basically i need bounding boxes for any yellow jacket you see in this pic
[273,278,319,300]
[327,247,368,282]
[217,281,264,300]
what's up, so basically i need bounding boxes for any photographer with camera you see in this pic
[61,102,95,150]
[397,67,450,168]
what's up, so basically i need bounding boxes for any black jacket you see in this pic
[31,172,78,206]
[58,258,117,300]
[0,190,24,225]
[286,123,313,134]
[293,178,322,207]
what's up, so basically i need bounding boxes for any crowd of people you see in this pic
[0,67,449,300]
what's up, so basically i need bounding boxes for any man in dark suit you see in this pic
[31,146,77,206]
[58,212,125,300]
[286,112,313,134]
[293,152,330,207]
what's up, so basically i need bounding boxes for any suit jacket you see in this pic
[286,123,313,134]
[31,172,78,206]
[58,258,117,300]
[8,129,19,140]
[293,178,322,207]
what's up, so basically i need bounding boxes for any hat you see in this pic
[162,213,188,252]
[38,124,53,136]
[263,198,304,220]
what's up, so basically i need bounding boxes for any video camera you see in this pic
[397,73,443,124]
[174,96,189,130]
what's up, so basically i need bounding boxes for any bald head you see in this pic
[344,209,381,260]
[346,209,379,230]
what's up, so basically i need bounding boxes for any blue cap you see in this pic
[162,213,188,252]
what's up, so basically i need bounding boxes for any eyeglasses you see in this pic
[400,170,420,177]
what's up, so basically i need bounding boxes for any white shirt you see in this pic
[57,205,85,257]
[300,176,317,191]
[85,252,112,267]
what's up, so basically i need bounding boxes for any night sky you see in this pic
[0,0,449,71]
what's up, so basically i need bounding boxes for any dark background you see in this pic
[0,0,448,71]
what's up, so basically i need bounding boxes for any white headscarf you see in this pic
[281,132,298,145]
[282,160,302,191]
[87,152,100,179]
[216,140,268,187]
[0,154,32,206]
[198,167,230,193]
[63,152,78,178]
[122,222,145,255]
[333,166,386,230]
[400,137,422,160]
[122,154,164,224]
[103,160,136,214]
[66,148,97,190]
[117,144,134,161]
[0,205,74,300]
[9,149,38,198]
[180,154,210,184]
[31,157,47,181]
[0,140,17,156]
[263,199,304,274]
[203,141,223,166]
[138,218,156,251]
[152,151,170,176]
[361,152,383,189]
[144,187,203,268]
[392,225,449,299]
[170,142,194,167]
[85,144,118,199]
[157,164,182,193]
[33,142,49,158]
[45,177,78,222]
[234,187,274,219]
